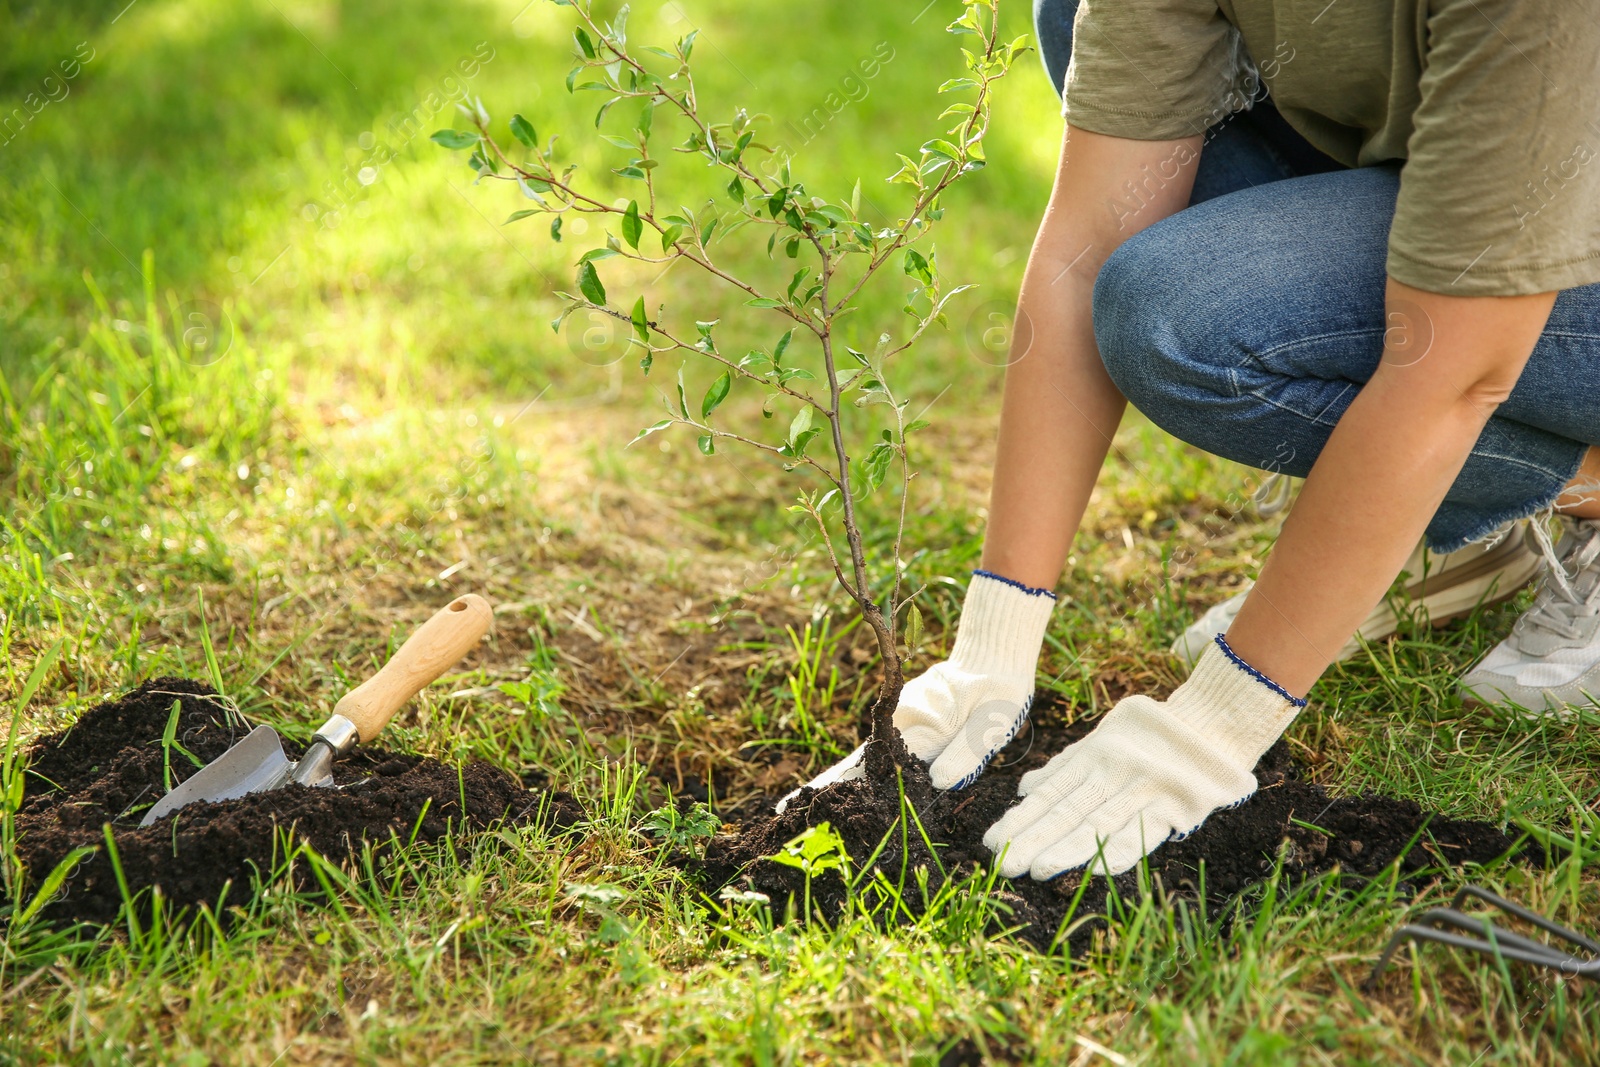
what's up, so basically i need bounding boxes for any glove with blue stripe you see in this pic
[777,570,1056,812]
[982,635,1305,879]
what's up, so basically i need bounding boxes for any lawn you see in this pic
[3,1,1598,1063]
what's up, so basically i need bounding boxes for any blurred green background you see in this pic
[1,0,1058,393]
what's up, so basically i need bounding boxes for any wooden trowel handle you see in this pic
[333,594,494,742]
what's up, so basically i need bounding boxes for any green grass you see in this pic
[3,1,1599,1063]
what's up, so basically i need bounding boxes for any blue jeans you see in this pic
[1035,0,1600,552]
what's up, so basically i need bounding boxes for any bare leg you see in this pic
[1555,446,1600,519]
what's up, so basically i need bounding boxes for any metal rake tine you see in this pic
[1412,908,1584,965]
[1368,918,1537,989]
[1421,906,1580,960]
[1366,885,1600,989]
[1367,920,1571,989]
[1449,885,1600,956]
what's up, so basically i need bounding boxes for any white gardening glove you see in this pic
[983,636,1304,879]
[776,570,1056,812]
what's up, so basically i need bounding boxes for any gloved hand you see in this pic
[983,636,1305,879]
[776,570,1056,813]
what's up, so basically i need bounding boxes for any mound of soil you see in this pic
[9,678,582,927]
[699,713,1531,952]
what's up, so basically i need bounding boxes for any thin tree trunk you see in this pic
[860,600,904,778]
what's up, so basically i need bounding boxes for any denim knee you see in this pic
[1089,227,1327,478]
[1092,232,1211,424]
[1091,169,1399,418]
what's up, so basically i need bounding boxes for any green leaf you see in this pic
[197,589,225,697]
[905,603,924,658]
[855,383,893,407]
[774,330,794,362]
[509,114,538,147]
[745,298,784,309]
[863,440,894,491]
[15,846,98,927]
[430,129,480,150]
[550,300,578,333]
[574,26,598,58]
[788,405,813,445]
[11,637,62,722]
[631,296,649,343]
[6,637,63,786]
[789,427,821,458]
[693,320,719,351]
[621,201,642,249]
[627,419,673,448]
[769,822,850,876]
[903,248,933,284]
[505,209,539,224]
[577,260,606,305]
[904,419,930,435]
[162,698,181,791]
[697,434,715,456]
[701,371,731,419]
[551,217,563,242]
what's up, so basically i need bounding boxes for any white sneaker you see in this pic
[1171,523,1543,668]
[1461,518,1600,716]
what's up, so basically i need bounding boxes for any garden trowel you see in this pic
[140,593,494,826]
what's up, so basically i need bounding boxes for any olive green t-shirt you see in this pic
[1060,0,1600,295]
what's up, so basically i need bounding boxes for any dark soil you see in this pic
[9,678,582,927]
[699,707,1533,953]
[11,679,1533,951]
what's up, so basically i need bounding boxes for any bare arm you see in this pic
[981,127,1202,589]
[1227,280,1559,696]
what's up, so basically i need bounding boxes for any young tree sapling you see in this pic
[435,0,1026,778]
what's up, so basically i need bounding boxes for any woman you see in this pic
[789,0,1600,881]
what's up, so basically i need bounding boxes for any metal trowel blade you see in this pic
[138,724,293,827]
